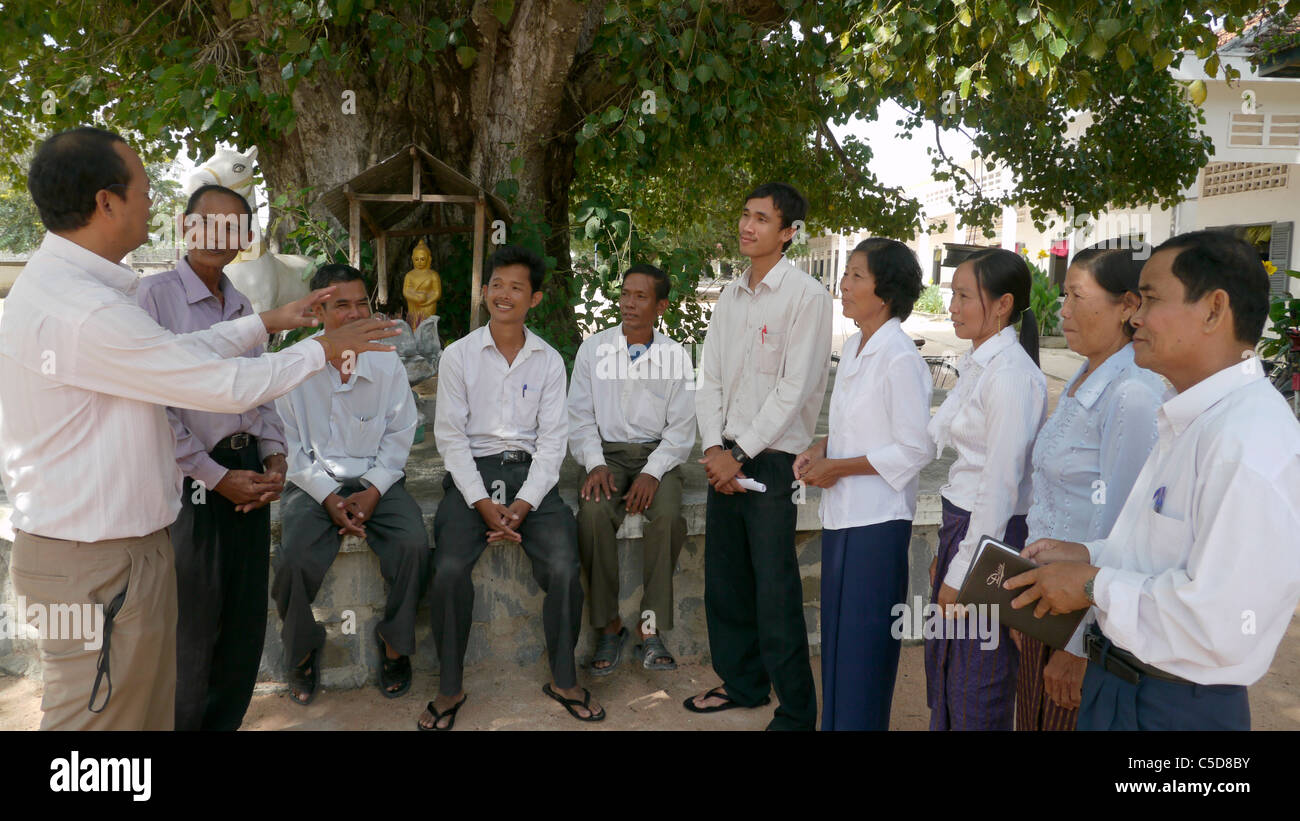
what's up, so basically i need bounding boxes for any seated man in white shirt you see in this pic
[421,245,598,730]
[273,264,431,705]
[1007,230,1300,730]
[569,264,695,674]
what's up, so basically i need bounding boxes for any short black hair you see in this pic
[744,182,808,251]
[1152,230,1270,345]
[1070,247,1144,337]
[622,263,670,301]
[850,238,923,321]
[487,244,546,293]
[309,262,367,292]
[27,127,130,232]
[966,247,1040,366]
[185,184,253,218]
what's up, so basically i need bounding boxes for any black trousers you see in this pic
[272,478,431,669]
[173,443,271,731]
[431,458,582,697]
[704,450,817,730]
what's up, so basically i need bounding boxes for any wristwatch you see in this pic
[1083,577,1095,605]
[730,445,749,464]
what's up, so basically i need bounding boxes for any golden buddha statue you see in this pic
[402,238,441,330]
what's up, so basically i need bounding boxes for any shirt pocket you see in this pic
[1145,509,1191,567]
[756,329,786,375]
[628,381,671,432]
[512,385,542,430]
[341,413,386,457]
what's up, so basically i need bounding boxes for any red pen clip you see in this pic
[761,324,768,344]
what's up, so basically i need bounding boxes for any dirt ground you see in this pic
[4,617,1298,730]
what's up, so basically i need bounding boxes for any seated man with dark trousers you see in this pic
[1007,231,1300,730]
[137,183,289,731]
[420,244,599,730]
[273,263,431,705]
[569,263,695,674]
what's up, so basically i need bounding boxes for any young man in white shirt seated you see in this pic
[568,264,696,675]
[273,264,431,706]
[421,245,600,730]
[1007,230,1300,730]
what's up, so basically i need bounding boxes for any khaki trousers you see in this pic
[10,528,177,730]
[576,441,686,631]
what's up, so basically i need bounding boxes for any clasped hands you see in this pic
[699,446,748,494]
[214,453,287,513]
[324,485,382,537]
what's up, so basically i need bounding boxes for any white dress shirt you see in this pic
[275,341,417,504]
[0,232,326,541]
[928,325,1047,589]
[567,325,696,479]
[1083,361,1300,685]
[820,318,935,530]
[434,324,568,509]
[696,256,833,458]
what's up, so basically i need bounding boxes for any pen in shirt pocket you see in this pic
[1152,486,1166,513]
[522,383,528,398]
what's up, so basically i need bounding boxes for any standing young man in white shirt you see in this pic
[683,183,833,731]
[273,264,431,705]
[569,264,695,674]
[1008,230,1300,730]
[0,128,398,730]
[422,245,599,730]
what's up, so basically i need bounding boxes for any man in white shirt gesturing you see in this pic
[0,128,399,730]
[273,264,431,706]
[569,263,695,675]
[1006,230,1300,730]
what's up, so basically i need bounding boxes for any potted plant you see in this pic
[1023,250,1065,347]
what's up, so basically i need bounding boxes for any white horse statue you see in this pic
[185,146,314,312]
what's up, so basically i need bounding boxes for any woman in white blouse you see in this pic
[1014,248,1167,731]
[925,248,1046,731]
[794,238,933,730]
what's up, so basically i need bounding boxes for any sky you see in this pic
[831,100,974,192]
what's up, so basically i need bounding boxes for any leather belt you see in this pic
[721,438,786,457]
[214,432,256,451]
[496,450,532,464]
[1084,625,1192,686]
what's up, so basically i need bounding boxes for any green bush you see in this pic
[915,284,944,314]
[1028,264,1061,337]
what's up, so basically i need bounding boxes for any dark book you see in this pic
[955,535,1086,649]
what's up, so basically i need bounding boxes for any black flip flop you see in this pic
[376,626,412,698]
[682,686,771,714]
[418,695,467,731]
[288,647,320,706]
[542,683,606,722]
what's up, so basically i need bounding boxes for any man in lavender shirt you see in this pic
[137,184,287,730]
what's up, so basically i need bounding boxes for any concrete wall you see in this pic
[0,488,943,689]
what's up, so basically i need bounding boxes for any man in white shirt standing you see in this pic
[422,245,599,730]
[0,127,398,730]
[273,264,431,705]
[683,183,833,731]
[569,263,695,674]
[1007,230,1300,730]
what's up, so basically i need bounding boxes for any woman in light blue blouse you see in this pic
[1014,247,1169,731]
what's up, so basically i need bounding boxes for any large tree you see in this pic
[2,0,1292,353]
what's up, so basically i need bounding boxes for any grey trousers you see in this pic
[272,478,431,668]
[431,457,582,696]
[577,441,686,630]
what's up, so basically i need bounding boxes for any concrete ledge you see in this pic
[0,489,943,687]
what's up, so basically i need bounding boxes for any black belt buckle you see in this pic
[500,450,531,464]
[229,432,251,450]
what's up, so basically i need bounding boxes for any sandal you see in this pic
[288,648,320,706]
[418,695,467,731]
[682,686,771,714]
[590,627,628,676]
[376,626,412,699]
[637,634,677,671]
[542,683,606,722]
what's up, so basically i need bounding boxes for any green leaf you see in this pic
[1082,33,1106,60]
[1048,37,1067,59]
[694,63,713,83]
[1033,21,1051,41]
[509,156,524,176]
[230,0,252,20]
[713,58,732,83]
[602,105,623,124]
[1009,38,1030,65]
[336,0,355,23]
[456,46,477,68]
[1152,48,1175,70]
[605,3,624,22]
[1204,53,1220,78]
[671,69,689,92]
[1095,19,1123,42]
[1016,6,1035,24]
[1115,43,1134,71]
[633,129,645,144]
[493,0,514,27]
[284,29,309,54]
